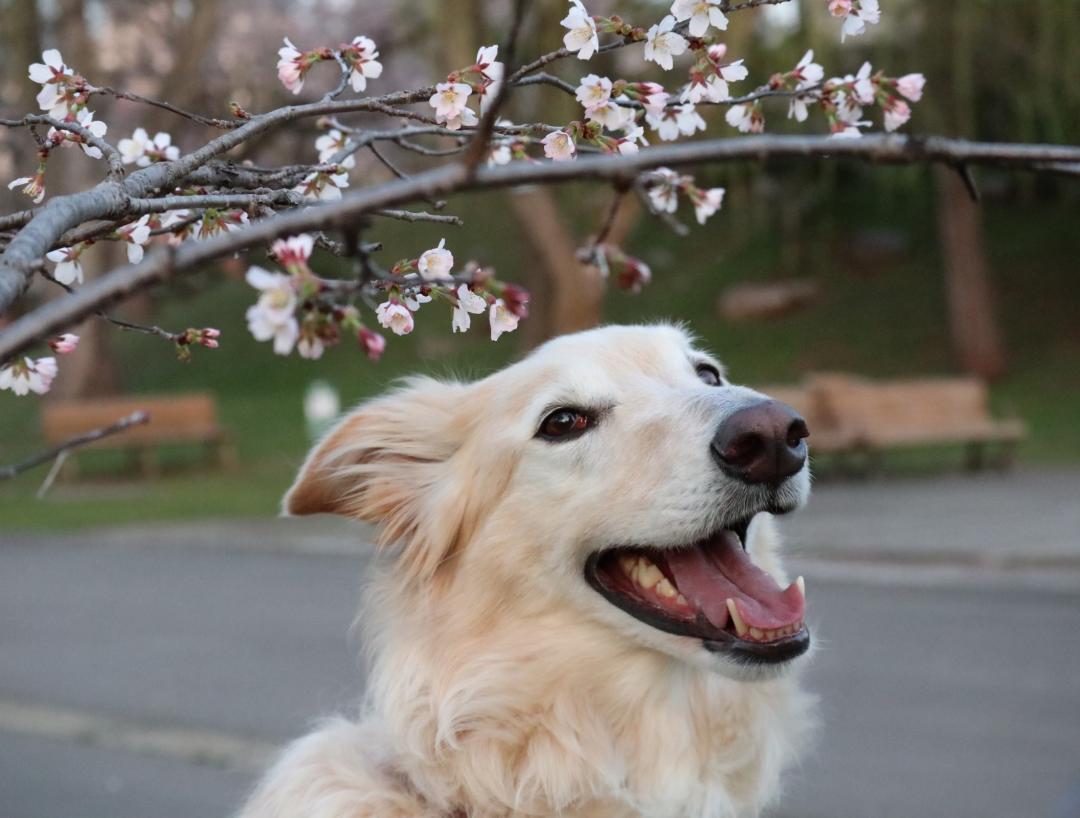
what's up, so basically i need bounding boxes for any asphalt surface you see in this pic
[3,473,1080,818]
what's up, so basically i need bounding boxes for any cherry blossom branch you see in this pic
[4,132,1080,364]
[86,85,237,129]
[2,114,124,178]
[372,208,462,225]
[0,410,149,480]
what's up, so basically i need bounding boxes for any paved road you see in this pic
[2,521,1079,818]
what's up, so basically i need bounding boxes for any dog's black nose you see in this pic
[711,400,809,486]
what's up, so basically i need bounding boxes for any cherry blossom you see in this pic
[297,328,326,360]
[883,97,911,131]
[418,238,454,281]
[670,0,728,37]
[726,102,764,133]
[315,129,356,169]
[49,334,80,355]
[488,143,513,166]
[116,128,178,166]
[429,82,472,127]
[402,291,431,311]
[646,167,686,213]
[896,73,926,102]
[488,299,519,341]
[29,49,76,117]
[561,0,599,60]
[46,108,108,159]
[271,234,315,272]
[117,215,152,263]
[8,174,45,204]
[376,299,415,336]
[46,245,85,285]
[542,130,576,161]
[246,266,300,355]
[443,107,479,131]
[646,104,705,141]
[277,38,308,94]
[831,0,881,42]
[345,36,383,92]
[501,284,530,319]
[633,82,670,117]
[295,170,350,201]
[692,187,725,224]
[644,16,689,71]
[451,284,488,333]
[576,74,613,110]
[476,45,504,114]
[615,256,651,293]
[586,100,633,130]
[0,356,58,396]
[357,327,386,361]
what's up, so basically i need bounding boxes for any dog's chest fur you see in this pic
[368,614,812,818]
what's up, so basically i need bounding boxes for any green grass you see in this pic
[2,173,1078,531]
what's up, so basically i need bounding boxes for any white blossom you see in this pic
[118,215,152,263]
[8,175,45,204]
[46,246,83,285]
[646,167,684,213]
[896,73,926,102]
[576,74,612,110]
[561,0,599,60]
[296,170,350,201]
[644,16,688,71]
[418,238,454,281]
[883,98,912,132]
[29,49,74,117]
[348,36,383,92]
[0,356,57,396]
[429,81,472,127]
[693,187,725,224]
[245,266,299,355]
[835,0,881,42]
[314,129,356,169]
[542,130,576,161]
[452,283,487,333]
[725,102,762,133]
[670,0,728,37]
[489,299,519,341]
[585,100,633,130]
[646,104,705,141]
[376,300,415,336]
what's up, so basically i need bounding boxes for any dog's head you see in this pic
[286,324,811,680]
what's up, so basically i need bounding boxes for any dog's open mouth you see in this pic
[585,518,809,664]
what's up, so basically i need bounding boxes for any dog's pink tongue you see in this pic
[664,532,804,630]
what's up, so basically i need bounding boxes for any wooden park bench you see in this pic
[809,373,1026,470]
[41,392,236,478]
[754,374,1026,471]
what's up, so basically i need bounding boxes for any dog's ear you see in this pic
[284,376,501,581]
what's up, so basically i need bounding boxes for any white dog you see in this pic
[240,324,816,818]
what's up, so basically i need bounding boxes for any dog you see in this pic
[240,324,816,818]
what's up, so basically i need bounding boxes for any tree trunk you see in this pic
[934,167,1006,380]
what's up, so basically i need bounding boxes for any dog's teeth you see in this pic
[637,560,663,589]
[726,598,748,637]
[676,593,689,606]
[750,627,764,640]
[795,575,805,598]
[655,577,677,598]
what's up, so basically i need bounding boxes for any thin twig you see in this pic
[0,411,150,480]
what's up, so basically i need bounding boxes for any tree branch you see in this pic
[0,410,150,480]
[3,133,1080,363]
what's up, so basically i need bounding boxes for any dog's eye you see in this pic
[538,408,593,441]
[696,364,723,386]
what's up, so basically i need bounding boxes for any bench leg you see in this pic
[996,439,1019,471]
[965,442,987,472]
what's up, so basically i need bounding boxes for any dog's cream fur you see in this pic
[240,325,815,818]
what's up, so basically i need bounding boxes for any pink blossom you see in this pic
[277,37,307,94]
[271,234,315,270]
[358,327,386,360]
[542,130,576,161]
[376,299,415,336]
[501,284,530,319]
[49,334,80,355]
[585,100,633,130]
[561,0,599,60]
[896,73,926,102]
[827,0,853,16]
[644,16,689,71]
[489,299,519,341]
[883,97,912,131]
[418,238,454,281]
